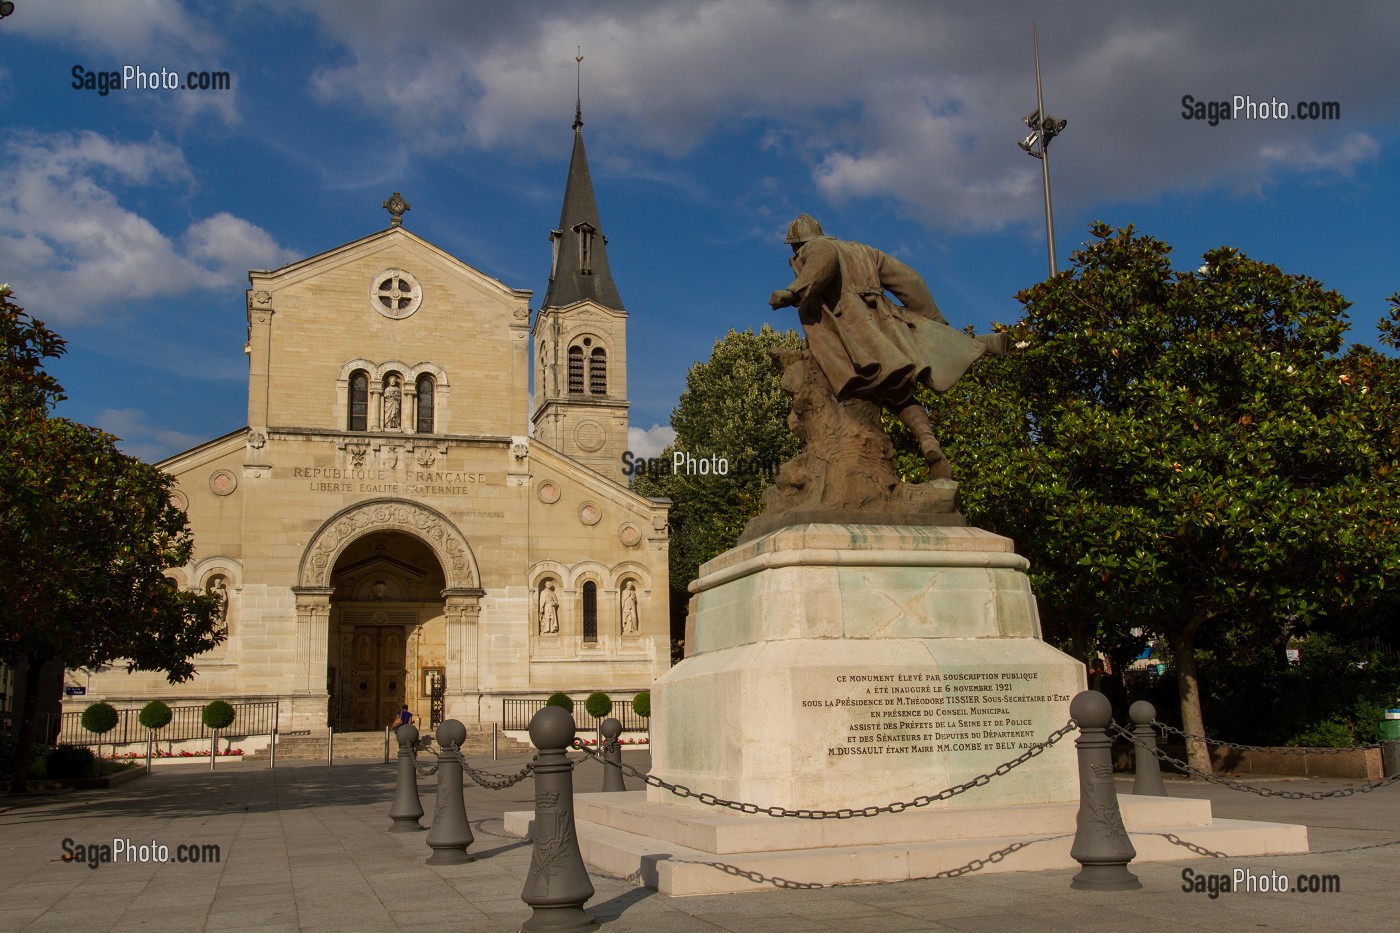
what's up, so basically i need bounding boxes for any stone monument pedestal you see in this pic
[654,523,1082,812]
[504,522,1308,892]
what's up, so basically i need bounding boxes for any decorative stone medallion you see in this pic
[618,523,642,547]
[537,481,561,504]
[573,419,605,452]
[370,268,423,320]
[578,501,601,526]
[209,470,237,496]
[169,489,189,511]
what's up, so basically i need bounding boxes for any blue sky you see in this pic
[3,1,1398,462]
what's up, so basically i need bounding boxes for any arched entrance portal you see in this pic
[329,532,445,731]
[294,499,482,733]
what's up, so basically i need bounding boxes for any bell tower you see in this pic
[531,90,630,481]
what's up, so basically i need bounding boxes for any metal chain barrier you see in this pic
[454,749,535,790]
[1110,723,1400,799]
[1150,719,1387,754]
[568,720,1077,819]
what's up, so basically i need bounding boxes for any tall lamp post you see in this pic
[1018,19,1067,277]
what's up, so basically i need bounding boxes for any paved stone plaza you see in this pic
[1,751,1396,932]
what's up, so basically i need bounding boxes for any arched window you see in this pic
[582,581,598,643]
[348,370,368,431]
[589,347,607,395]
[568,346,585,395]
[415,374,435,433]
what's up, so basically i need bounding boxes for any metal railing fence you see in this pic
[501,696,650,733]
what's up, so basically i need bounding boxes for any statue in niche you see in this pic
[621,581,639,634]
[538,580,560,635]
[749,214,1009,540]
[383,375,402,429]
[206,576,229,627]
[370,579,389,601]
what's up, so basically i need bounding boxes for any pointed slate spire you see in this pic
[543,92,625,313]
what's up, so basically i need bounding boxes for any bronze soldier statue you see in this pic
[769,214,1006,478]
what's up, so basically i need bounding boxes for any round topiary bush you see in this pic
[46,745,98,780]
[26,744,53,779]
[631,691,651,719]
[545,692,573,711]
[202,700,235,730]
[584,692,613,720]
[139,700,173,731]
[80,702,119,736]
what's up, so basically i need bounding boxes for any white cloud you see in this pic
[97,408,206,463]
[7,0,219,57]
[285,0,1400,231]
[1,131,297,325]
[628,424,677,460]
[1260,133,1380,176]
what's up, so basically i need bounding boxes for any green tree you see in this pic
[907,226,1400,773]
[1,286,225,793]
[634,325,804,635]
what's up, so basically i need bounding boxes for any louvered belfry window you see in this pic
[589,347,607,395]
[568,346,585,394]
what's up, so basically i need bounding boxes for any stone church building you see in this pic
[77,111,671,733]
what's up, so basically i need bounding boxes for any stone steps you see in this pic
[247,728,532,762]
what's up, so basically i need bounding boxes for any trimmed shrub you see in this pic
[46,745,98,780]
[545,692,573,711]
[631,691,651,719]
[138,700,173,731]
[80,702,119,735]
[584,692,613,720]
[26,744,53,779]
[202,700,235,730]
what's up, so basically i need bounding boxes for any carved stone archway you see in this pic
[293,500,483,720]
[299,499,479,589]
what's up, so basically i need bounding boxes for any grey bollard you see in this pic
[1069,690,1141,890]
[521,706,596,932]
[1129,701,1168,797]
[600,718,625,793]
[388,723,426,832]
[425,719,474,864]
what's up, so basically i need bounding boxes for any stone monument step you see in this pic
[568,791,1212,854]
[503,793,1309,897]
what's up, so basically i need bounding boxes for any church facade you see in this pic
[76,117,670,733]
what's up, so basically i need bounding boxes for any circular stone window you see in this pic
[209,470,238,496]
[370,269,423,320]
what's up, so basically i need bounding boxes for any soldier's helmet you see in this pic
[784,214,825,244]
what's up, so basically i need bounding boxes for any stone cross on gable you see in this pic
[383,192,410,227]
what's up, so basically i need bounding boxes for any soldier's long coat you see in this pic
[783,236,988,402]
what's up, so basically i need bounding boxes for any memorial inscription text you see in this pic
[805,671,1072,758]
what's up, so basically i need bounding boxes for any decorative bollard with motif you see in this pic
[600,718,625,793]
[425,719,474,865]
[388,723,426,832]
[520,706,596,932]
[1069,690,1141,890]
[1129,700,1168,797]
